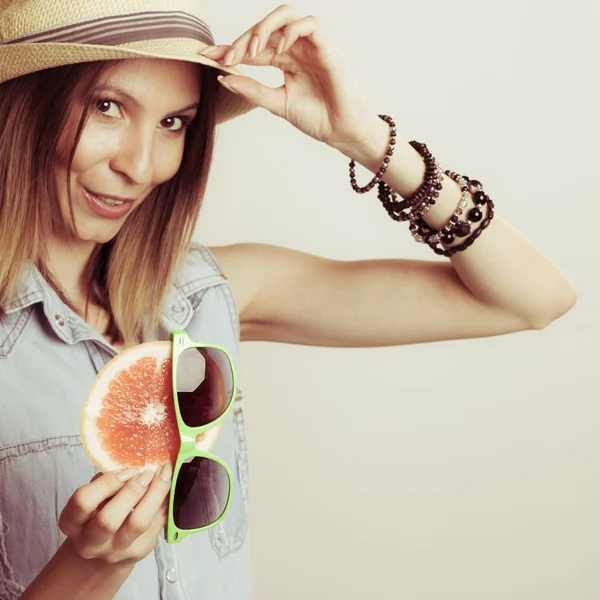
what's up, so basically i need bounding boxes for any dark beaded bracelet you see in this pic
[405,141,444,210]
[375,141,445,223]
[426,173,495,258]
[349,115,397,194]
[410,172,473,245]
[435,201,495,258]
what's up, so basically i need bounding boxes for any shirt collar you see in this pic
[3,266,194,343]
[4,266,72,343]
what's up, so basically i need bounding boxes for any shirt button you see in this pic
[54,314,64,327]
[166,568,178,583]
[172,305,184,313]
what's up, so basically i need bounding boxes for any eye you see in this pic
[96,99,121,118]
[161,116,186,132]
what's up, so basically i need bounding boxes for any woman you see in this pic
[0,1,575,599]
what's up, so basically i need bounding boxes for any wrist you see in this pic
[334,115,390,167]
[339,118,429,199]
[21,539,135,600]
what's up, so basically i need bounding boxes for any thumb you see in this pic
[218,75,286,118]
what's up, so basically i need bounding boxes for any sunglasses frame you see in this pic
[164,329,237,544]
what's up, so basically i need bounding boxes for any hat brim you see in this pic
[0,38,256,124]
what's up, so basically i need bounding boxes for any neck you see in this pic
[45,237,98,304]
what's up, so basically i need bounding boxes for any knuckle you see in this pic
[72,539,98,561]
[72,490,95,514]
[156,509,168,526]
[127,552,148,565]
[94,515,119,535]
[128,516,152,535]
[79,547,97,561]
[58,515,73,537]
[253,24,267,38]
[276,3,297,17]
[104,553,127,565]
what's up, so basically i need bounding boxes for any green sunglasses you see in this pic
[164,329,237,544]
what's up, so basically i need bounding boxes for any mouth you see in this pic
[82,187,136,219]
[93,194,124,207]
[85,188,136,206]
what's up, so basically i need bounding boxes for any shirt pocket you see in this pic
[207,391,250,558]
[0,437,95,598]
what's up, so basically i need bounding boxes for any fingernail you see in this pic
[199,45,217,56]
[249,36,259,58]
[159,463,173,483]
[218,76,239,95]
[138,469,155,487]
[223,49,236,66]
[117,468,139,482]
[276,36,286,55]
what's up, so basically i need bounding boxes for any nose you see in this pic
[109,123,154,185]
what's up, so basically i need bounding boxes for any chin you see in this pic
[73,225,122,246]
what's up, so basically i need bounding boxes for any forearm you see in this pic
[335,118,577,328]
[20,539,134,600]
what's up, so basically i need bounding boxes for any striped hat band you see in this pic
[1,10,215,47]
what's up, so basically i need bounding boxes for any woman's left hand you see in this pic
[200,4,380,151]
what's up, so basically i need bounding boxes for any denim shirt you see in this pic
[0,244,252,600]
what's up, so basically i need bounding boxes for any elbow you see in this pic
[526,284,578,330]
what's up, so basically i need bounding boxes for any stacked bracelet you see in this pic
[427,173,495,258]
[409,173,494,256]
[409,174,471,245]
[348,116,495,257]
[377,146,445,223]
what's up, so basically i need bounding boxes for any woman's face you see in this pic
[55,58,201,245]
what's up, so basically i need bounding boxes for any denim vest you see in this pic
[0,244,252,600]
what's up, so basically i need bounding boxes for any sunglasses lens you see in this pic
[172,457,230,530]
[176,347,233,428]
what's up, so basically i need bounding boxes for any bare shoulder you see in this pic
[208,243,259,317]
[209,243,318,318]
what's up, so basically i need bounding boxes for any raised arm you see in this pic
[204,5,575,346]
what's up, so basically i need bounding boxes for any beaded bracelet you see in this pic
[375,142,445,222]
[438,202,495,257]
[425,174,495,257]
[349,115,397,194]
[405,141,445,212]
[377,154,445,223]
[409,174,471,245]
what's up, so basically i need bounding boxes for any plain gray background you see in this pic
[196,1,598,598]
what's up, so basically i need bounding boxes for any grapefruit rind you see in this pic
[80,340,221,474]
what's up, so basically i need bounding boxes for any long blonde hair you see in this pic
[0,61,219,347]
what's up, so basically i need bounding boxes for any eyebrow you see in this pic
[94,83,200,114]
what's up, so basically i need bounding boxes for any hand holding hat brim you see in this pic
[199,4,377,150]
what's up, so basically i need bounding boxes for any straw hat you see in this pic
[0,0,256,123]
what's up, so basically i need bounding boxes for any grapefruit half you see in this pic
[80,341,222,473]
